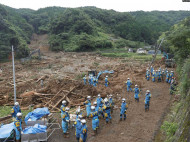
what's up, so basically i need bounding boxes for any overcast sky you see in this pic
[0,0,190,12]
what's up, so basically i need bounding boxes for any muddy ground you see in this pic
[0,35,173,142]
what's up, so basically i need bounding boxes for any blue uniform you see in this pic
[11,106,21,118]
[103,102,111,122]
[93,77,98,87]
[90,110,99,130]
[80,124,88,142]
[83,77,86,85]
[134,87,140,101]
[62,111,69,133]
[168,73,174,84]
[151,67,154,75]
[84,100,91,117]
[60,104,66,115]
[97,97,104,118]
[74,119,82,140]
[158,71,161,82]
[14,117,22,140]
[120,102,128,119]
[105,77,108,87]
[126,80,132,92]
[90,77,94,86]
[146,71,150,81]
[152,72,156,82]
[166,73,169,83]
[145,93,151,111]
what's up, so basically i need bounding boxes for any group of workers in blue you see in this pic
[10,102,22,142]
[83,74,109,87]
[147,66,176,94]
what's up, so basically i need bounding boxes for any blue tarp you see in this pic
[0,122,15,139]
[97,70,114,79]
[23,124,47,134]
[25,107,50,124]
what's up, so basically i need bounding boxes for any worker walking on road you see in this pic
[145,90,151,112]
[83,75,87,85]
[120,98,128,121]
[126,78,132,92]
[84,96,91,118]
[89,106,99,135]
[103,98,112,124]
[79,119,88,142]
[133,84,140,102]
[74,115,82,142]
[62,107,70,138]
[11,102,21,121]
[14,112,22,142]
[105,75,109,87]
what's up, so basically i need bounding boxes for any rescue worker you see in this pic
[152,70,156,82]
[168,71,174,84]
[126,78,132,92]
[76,108,82,120]
[74,115,82,142]
[84,96,91,118]
[14,112,22,142]
[170,77,176,95]
[145,90,151,112]
[166,71,169,83]
[83,75,87,85]
[105,75,109,87]
[89,106,99,135]
[165,68,168,74]
[62,107,70,138]
[88,75,91,85]
[133,84,140,102]
[80,119,88,142]
[93,77,98,87]
[96,94,104,118]
[93,101,99,112]
[158,70,162,82]
[146,70,150,81]
[11,102,21,121]
[61,100,67,115]
[109,94,114,114]
[103,98,111,124]
[161,70,165,82]
[120,98,128,121]
[151,66,154,75]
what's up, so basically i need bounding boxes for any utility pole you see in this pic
[12,45,16,103]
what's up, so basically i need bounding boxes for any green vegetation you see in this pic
[157,17,190,142]
[0,4,190,60]
[0,106,32,117]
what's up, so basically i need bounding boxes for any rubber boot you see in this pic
[95,129,98,134]
[92,130,96,136]
[120,118,122,121]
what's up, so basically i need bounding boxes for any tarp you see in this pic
[25,107,50,124]
[0,122,14,139]
[23,124,47,134]
[97,70,114,79]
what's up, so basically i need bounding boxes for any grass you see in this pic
[100,49,162,61]
[0,106,33,118]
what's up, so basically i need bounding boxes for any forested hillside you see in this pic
[156,17,190,142]
[0,3,190,60]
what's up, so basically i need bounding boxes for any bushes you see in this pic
[161,121,178,137]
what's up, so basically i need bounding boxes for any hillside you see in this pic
[155,17,190,142]
[0,4,190,60]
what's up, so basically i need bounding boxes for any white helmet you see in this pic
[15,102,19,106]
[106,76,108,78]
[65,107,70,112]
[122,98,126,102]
[146,90,150,93]
[81,119,86,124]
[109,94,112,97]
[62,100,66,105]
[76,109,80,113]
[16,112,22,117]
[78,115,83,119]
[171,71,174,72]
[91,106,95,110]
[87,96,91,99]
[104,98,108,102]
[98,94,101,97]
[127,78,130,80]
[93,101,97,105]
[135,84,138,87]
